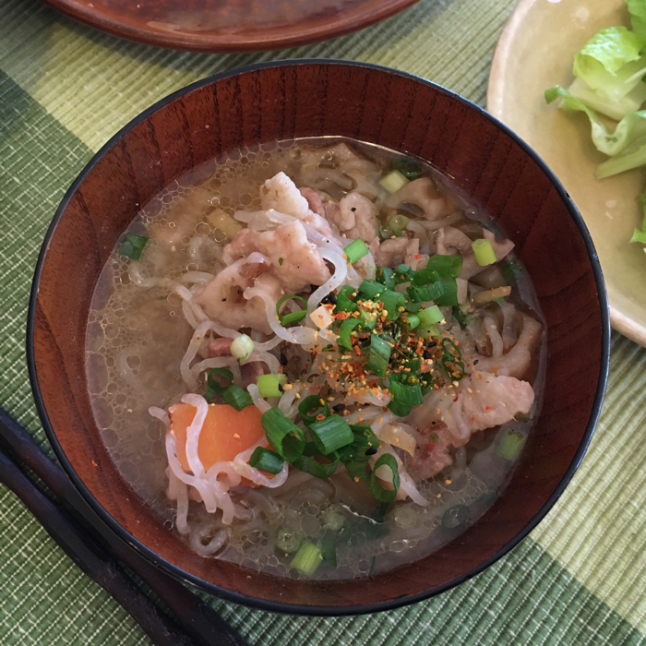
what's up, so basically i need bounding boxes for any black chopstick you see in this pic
[0,408,248,646]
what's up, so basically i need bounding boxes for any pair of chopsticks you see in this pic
[0,407,248,646]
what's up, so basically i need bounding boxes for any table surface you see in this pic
[1,0,646,644]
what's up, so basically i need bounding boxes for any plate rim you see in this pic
[41,0,420,52]
[486,0,646,348]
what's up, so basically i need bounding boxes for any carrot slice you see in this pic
[168,403,265,473]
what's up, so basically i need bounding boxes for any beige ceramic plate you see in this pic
[488,0,646,347]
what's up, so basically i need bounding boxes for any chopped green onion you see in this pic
[414,281,444,302]
[442,504,469,529]
[405,287,422,312]
[344,239,369,263]
[275,526,301,554]
[257,373,287,398]
[358,309,378,330]
[119,233,148,260]
[394,263,412,279]
[222,385,253,411]
[358,280,384,300]
[389,373,424,407]
[417,323,440,339]
[336,285,358,312]
[380,290,406,320]
[292,451,339,478]
[367,334,392,378]
[427,254,463,278]
[230,334,254,361]
[388,399,412,417]
[276,294,308,326]
[497,430,525,460]
[404,357,421,372]
[249,447,285,474]
[406,313,420,329]
[376,266,395,290]
[391,157,422,181]
[298,395,330,425]
[337,425,379,480]
[419,305,444,326]
[387,213,409,235]
[501,258,523,285]
[321,532,337,566]
[471,238,497,266]
[434,278,458,306]
[278,257,284,266]
[308,414,354,455]
[452,306,467,327]
[369,453,401,503]
[410,267,440,286]
[380,169,409,194]
[440,338,465,380]
[204,368,234,401]
[338,318,362,350]
[322,506,345,531]
[291,541,323,575]
[261,408,306,462]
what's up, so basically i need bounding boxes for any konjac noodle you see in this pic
[86,138,545,580]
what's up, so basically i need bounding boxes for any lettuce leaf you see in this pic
[545,85,646,155]
[627,0,646,41]
[573,27,646,102]
[568,76,646,120]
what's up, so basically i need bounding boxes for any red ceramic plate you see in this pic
[41,0,419,51]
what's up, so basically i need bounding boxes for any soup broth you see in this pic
[86,138,545,580]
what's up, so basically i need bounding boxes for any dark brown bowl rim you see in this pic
[27,59,611,616]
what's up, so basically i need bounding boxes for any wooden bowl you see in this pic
[28,60,610,614]
[40,0,419,51]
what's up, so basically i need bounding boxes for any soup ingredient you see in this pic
[230,334,254,361]
[291,541,323,575]
[545,0,646,250]
[169,403,265,472]
[119,233,149,260]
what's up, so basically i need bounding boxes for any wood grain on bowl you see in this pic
[31,62,608,612]
[40,0,419,51]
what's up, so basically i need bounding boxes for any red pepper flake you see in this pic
[316,414,326,421]
[335,312,348,321]
[453,394,459,402]
[353,345,361,356]
[485,405,493,411]
[91,460,98,467]
[414,254,421,259]
[427,443,436,452]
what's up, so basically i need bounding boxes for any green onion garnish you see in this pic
[376,266,395,290]
[358,280,384,300]
[471,238,497,266]
[337,425,379,480]
[434,277,458,306]
[426,254,463,278]
[275,526,301,554]
[298,395,330,425]
[338,318,362,350]
[367,334,392,379]
[204,368,234,401]
[336,285,358,312]
[387,213,409,236]
[389,373,424,407]
[321,532,337,566]
[391,157,422,181]
[405,286,422,313]
[501,258,523,285]
[394,263,412,279]
[276,294,308,326]
[380,290,406,321]
[249,447,285,474]
[222,384,253,411]
[417,323,440,339]
[344,239,369,263]
[257,373,287,398]
[419,304,444,326]
[388,399,412,417]
[497,430,525,460]
[261,407,306,462]
[414,281,444,302]
[380,169,409,194]
[440,338,465,379]
[230,334,254,361]
[291,541,323,575]
[292,452,340,478]
[406,313,420,329]
[410,267,440,286]
[369,453,400,503]
[308,414,354,455]
[442,504,469,529]
[119,233,149,260]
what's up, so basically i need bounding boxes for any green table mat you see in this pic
[1,0,645,643]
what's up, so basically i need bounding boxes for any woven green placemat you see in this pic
[1,0,646,643]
